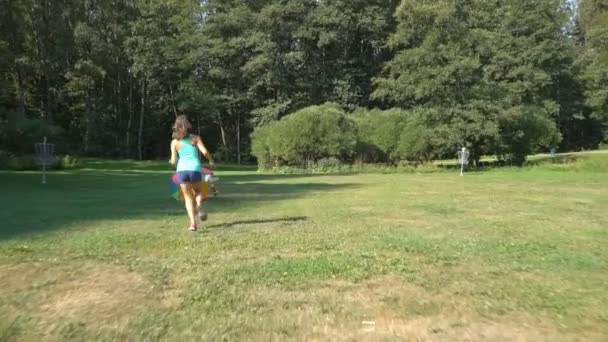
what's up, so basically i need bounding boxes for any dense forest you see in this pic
[0,0,606,166]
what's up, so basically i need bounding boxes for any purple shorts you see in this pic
[176,171,202,184]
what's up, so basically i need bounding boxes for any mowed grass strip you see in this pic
[1,154,607,340]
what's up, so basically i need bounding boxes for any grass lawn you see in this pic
[1,153,607,340]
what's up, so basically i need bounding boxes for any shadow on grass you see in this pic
[206,216,308,230]
[0,169,356,241]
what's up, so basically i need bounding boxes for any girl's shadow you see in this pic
[206,216,308,229]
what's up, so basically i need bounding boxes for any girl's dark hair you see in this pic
[172,115,192,140]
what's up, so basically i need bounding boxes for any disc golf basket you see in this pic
[457,147,470,176]
[34,136,55,184]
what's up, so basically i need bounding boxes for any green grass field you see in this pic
[1,154,608,340]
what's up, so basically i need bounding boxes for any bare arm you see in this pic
[195,136,215,166]
[169,139,178,166]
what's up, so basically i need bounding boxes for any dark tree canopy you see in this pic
[0,0,604,166]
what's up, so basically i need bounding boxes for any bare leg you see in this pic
[195,191,203,208]
[180,183,197,228]
[192,183,207,221]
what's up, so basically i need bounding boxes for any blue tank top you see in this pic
[176,137,202,172]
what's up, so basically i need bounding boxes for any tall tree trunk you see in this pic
[197,114,201,136]
[46,76,52,123]
[138,78,145,160]
[237,110,241,165]
[40,94,45,120]
[40,0,50,121]
[126,72,133,156]
[115,76,122,148]
[84,90,91,154]
[219,113,227,147]
[7,0,25,114]
[16,67,25,114]
[169,84,178,117]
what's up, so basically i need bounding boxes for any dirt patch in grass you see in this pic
[0,262,153,333]
[317,317,575,341]
[159,277,187,310]
[241,276,597,341]
[41,264,150,327]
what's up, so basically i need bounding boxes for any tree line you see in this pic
[0,0,606,166]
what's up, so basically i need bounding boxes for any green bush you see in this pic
[308,157,344,173]
[394,117,440,163]
[353,141,385,163]
[58,155,81,169]
[1,154,79,171]
[352,108,447,164]
[6,155,38,171]
[496,106,561,165]
[352,108,408,163]
[251,103,357,169]
[253,104,564,169]
[251,124,274,169]
[0,150,12,169]
[0,110,64,155]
